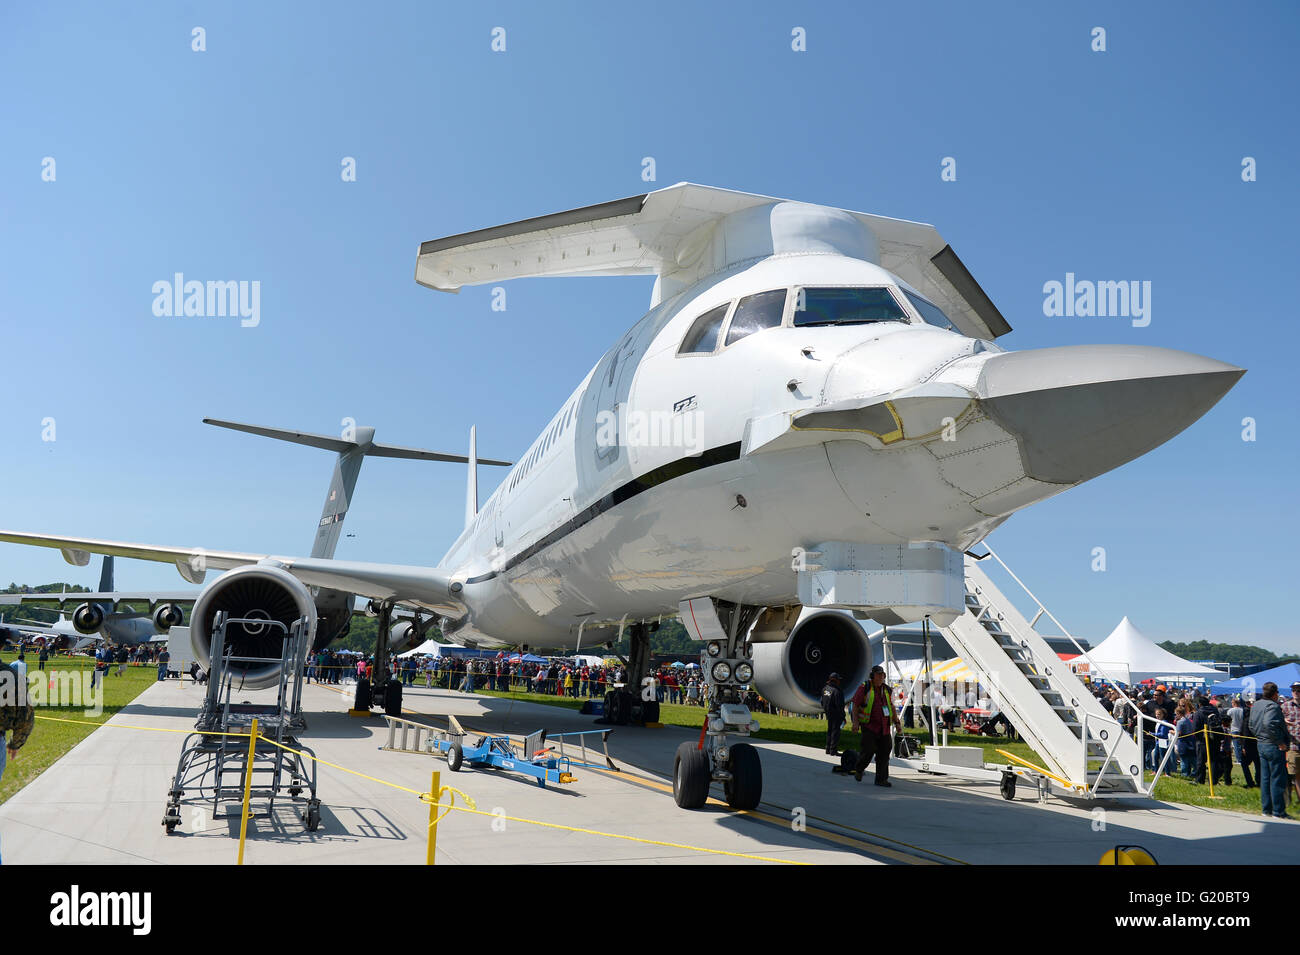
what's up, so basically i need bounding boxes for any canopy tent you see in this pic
[894,656,978,683]
[504,652,547,664]
[1208,662,1300,700]
[397,639,444,658]
[397,641,497,659]
[1085,617,1220,684]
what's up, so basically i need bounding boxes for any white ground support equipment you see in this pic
[886,547,1176,803]
[162,612,321,833]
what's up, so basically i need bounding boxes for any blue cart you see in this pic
[383,715,617,788]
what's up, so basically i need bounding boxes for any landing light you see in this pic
[734,662,753,683]
[711,661,732,683]
[706,641,722,657]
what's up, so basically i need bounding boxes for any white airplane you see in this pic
[0,183,1242,809]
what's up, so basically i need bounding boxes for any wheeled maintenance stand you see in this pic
[163,612,321,834]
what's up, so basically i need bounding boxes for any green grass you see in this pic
[474,685,1293,818]
[0,655,158,805]
[1146,768,1295,817]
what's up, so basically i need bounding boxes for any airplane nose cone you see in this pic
[975,345,1244,484]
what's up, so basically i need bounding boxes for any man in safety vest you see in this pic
[852,665,903,786]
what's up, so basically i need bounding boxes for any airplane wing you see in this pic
[0,530,467,618]
[415,181,1011,340]
[0,591,197,607]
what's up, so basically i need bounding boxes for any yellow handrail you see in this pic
[995,748,1079,790]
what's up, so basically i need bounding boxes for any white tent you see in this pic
[397,639,448,658]
[1085,617,1220,684]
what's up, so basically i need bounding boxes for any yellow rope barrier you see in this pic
[255,734,805,865]
[35,714,251,736]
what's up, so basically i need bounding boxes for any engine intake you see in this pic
[152,603,185,632]
[751,610,872,714]
[190,564,317,689]
[72,603,105,635]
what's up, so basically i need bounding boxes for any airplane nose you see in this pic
[974,345,1244,484]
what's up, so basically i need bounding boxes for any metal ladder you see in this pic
[936,550,1166,798]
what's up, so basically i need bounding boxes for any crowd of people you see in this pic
[1091,678,1300,817]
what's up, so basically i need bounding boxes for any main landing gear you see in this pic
[672,601,764,811]
[353,600,404,717]
[600,621,660,726]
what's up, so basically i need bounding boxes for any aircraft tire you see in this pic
[384,680,403,717]
[673,741,710,809]
[354,679,372,710]
[604,690,628,725]
[724,743,762,810]
[641,700,660,724]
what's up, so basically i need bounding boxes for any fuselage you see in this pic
[437,253,1030,649]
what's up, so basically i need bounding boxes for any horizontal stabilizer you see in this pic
[202,419,511,466]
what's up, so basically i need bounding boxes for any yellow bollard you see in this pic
[427,770,441,865]
[237,718,259,865]
[1203,725,1223,800]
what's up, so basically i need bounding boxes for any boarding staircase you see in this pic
[935,550,1167,799]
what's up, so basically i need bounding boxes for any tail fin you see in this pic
[203,418,511,560]
[465,426,478,530]
[97,555,115,592]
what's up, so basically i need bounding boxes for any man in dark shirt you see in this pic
[820,673,845,755]
[852,666,903,786]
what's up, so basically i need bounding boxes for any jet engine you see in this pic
[750,610,873,715]
[72,603,105,635]
[152,603,185,632]
[190,564,317,689]
[388,619,426,655]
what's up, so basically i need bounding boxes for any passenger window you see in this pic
[725,289,786,346]
[678,303,730,355]
[792,287,908,327]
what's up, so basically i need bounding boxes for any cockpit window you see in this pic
[678,303,730,355]
[792,287,908,327]
[903,290,958,331]
[725,289,786,346]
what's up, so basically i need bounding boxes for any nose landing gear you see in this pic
[672,600,765,811]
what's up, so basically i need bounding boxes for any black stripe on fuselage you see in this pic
[464,441,743,585]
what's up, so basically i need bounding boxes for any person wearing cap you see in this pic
[1282,682,1300,803]
[1249,682,1291,818]
[852,665,903,786]
[820,673,846,755]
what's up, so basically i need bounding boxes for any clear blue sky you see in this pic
[1,2,1295,652]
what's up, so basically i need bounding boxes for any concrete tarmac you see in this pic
[1,678,1295,865]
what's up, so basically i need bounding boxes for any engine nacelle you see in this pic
[751,609,872,715]
[190,564,317,689]
[388,619,425,655]
[72,603,105,635]
[152,603,185,632]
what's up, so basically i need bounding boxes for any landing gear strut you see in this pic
[673,601,764,811]
[355,599,403,716]
[601,621,660,726]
